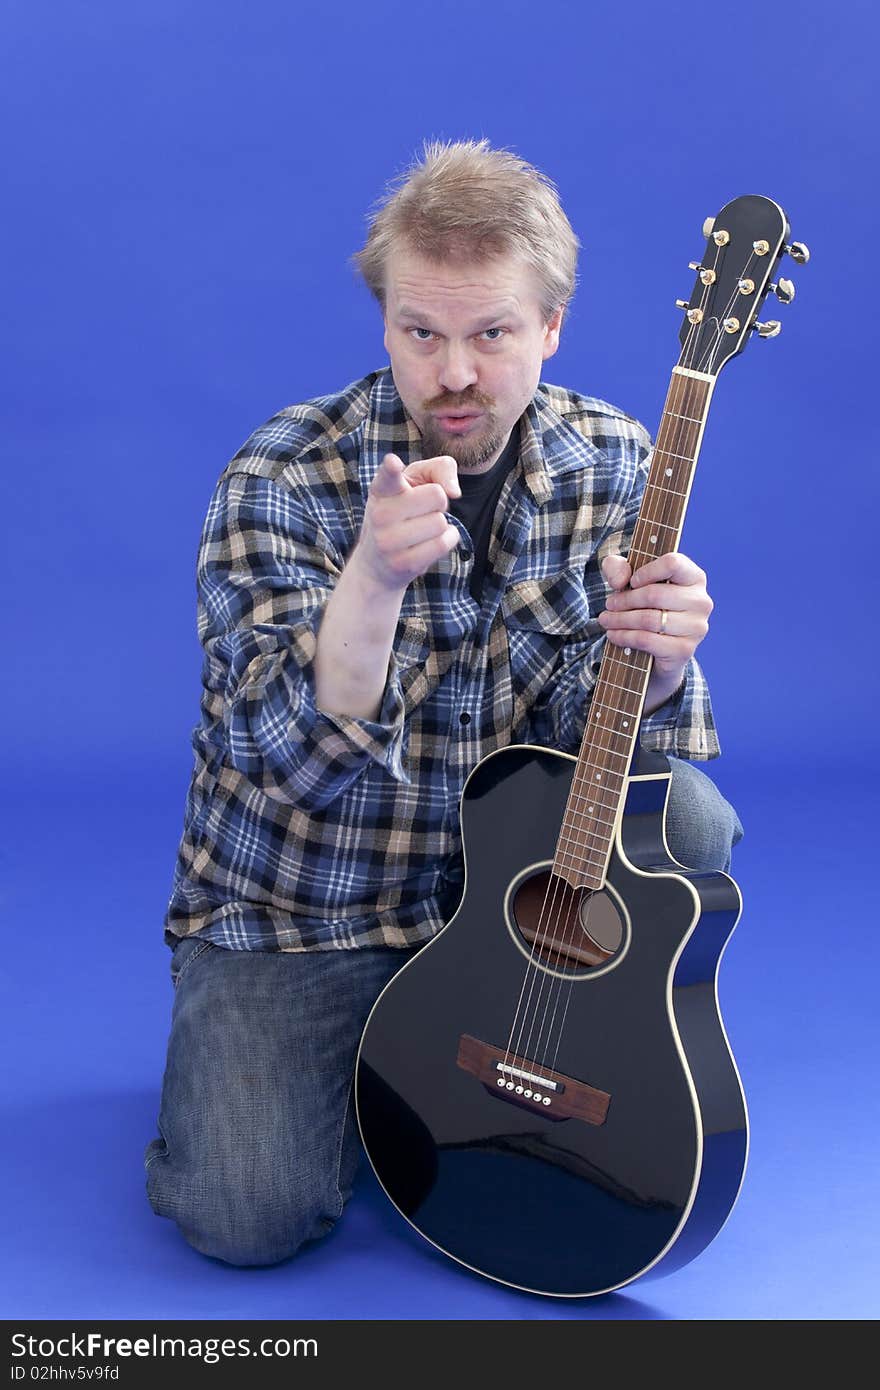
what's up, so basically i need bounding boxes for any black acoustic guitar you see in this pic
[355,196,807,1297]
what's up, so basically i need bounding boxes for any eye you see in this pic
[481,327,506,342]
[409,327,435,342]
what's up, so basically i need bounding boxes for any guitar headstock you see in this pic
[676,194,808,376]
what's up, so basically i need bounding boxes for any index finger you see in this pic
[630,552,705,588]
[369,453,410,498]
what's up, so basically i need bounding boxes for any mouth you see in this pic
[435,411,483,432]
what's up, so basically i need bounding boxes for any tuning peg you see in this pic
[785,241,810,265]
[753,320,782,338]
[702,217,716,238]
[770,277,796,304]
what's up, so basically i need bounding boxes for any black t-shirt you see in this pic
[448,424,520,602]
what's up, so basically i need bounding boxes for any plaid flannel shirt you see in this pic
[165,367,720,952]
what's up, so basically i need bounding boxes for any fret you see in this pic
[556,856,611,878]
[631,542,678,564]
[573,744,630,768]
[631,520,681,540]
[561,819,615,846]
[630,534,678,556]
[564,805,617,831]
[653,447,695,463]
[632,517,679,533]
[645,479,689,501]
[557,843,612,871]
[561,813,617,841]
[588,699,638,724]
[566,771,622,794]
[562,806,618,833]
[561,783,617,811]
[558,823,613,847]
[655,430,698,449]
[555,841,609,865]
[572,771,624,795]
[564,803,619,829]
[664,411,702,425]
[564,810,618,835]
[597,676,648,700]
[581,739,633,761]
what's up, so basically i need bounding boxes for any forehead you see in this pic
[385,246,542,318]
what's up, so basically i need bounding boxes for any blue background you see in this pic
[2,0,877,1321]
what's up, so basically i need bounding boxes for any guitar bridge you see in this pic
[456,1034,611,1125]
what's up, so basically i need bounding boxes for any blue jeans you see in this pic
[144,756,742,1266]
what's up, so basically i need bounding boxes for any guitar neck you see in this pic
[552,367,716,890]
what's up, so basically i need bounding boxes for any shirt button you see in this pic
[459,712,471,725]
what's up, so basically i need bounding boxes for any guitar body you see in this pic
[355,743,748,1296]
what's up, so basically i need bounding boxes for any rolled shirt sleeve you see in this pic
[198,472,411,812]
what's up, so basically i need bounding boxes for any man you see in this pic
[144,138,742,1266]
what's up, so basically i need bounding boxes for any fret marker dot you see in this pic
[624,646,632,655]
[595,773,601,781]
[650,535,657,544]
[623,719,629,727]
[665,467,673,477]
[589,805,595,812]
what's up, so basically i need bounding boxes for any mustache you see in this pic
[425,394,492,412]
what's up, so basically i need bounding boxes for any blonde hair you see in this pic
[351,137,580,325]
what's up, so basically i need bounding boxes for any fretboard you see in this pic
[552,367,715,889]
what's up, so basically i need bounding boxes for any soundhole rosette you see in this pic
[503,862,631,980]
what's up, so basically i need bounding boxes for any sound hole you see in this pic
[510,869,625,974]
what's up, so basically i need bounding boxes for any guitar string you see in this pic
[501,369,700,1085]
[696,247,757,373]
[541,371,703,1076]
[701,249,754,371]
[533,236,766,1073]
[676,239,723,375]
[502,370,700,1085]
[521,370,701,1080]
[500,232,761,1088]
[506,367,708,1087]
[531,239,760,1079]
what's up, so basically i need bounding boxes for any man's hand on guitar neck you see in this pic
[598,551,713,715]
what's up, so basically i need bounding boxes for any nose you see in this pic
[437,339,478,395]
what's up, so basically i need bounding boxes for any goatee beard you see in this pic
[418,415,505,473]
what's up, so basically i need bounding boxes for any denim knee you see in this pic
[663,756,744,873]
[145,1138,345,1267]
[143,939,388,1268]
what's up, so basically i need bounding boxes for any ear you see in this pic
[541,305,564,361]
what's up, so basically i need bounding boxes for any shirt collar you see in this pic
[358,367,608,505]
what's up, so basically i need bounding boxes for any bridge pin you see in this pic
[515,1085,523,1094]
[496,1077,505,1086]
[524,1089,532,1098]
[506,1081,515,1090]
[543,1096,552,1105]
[533,1093,542,1102]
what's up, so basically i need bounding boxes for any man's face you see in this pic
[383,246,563,473]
